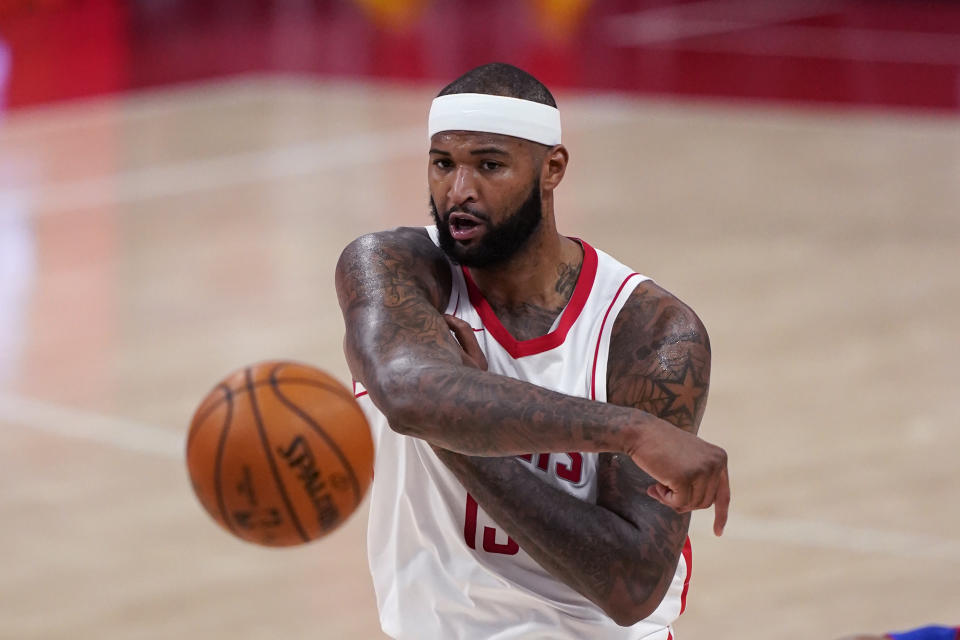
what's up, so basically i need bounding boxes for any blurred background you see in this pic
[0,1,957,639]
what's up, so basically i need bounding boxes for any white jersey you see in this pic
[356,226,692,640]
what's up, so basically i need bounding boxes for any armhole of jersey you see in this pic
[425,225,462,315]
[590,273,647,403]
[425,224,441,246]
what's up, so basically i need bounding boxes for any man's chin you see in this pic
[439,240,486,268]
[447,245,479,265]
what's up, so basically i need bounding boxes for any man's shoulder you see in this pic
[336,226,451,310]
[344,225,436,253]
[384,225,433,241]
[606,280,711,430]
[339,226,449,271]
[581,239,706,345]
[614,280,708,347]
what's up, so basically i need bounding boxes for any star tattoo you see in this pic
[657,362,705,420]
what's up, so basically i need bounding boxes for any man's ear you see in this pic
[541,144,569,193]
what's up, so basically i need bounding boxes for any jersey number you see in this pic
[463,493,519,555]
[518,452,583,483]
[461,453,584,555]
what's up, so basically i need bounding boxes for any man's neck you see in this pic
[467,225,584,325]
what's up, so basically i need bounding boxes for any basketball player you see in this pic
[336,63,729,639]
[839,626,960,640]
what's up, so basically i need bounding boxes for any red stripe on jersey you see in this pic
[352,380,368,399]
[680,536,693,615]
[461,239,598,358]
[590,273,641,400]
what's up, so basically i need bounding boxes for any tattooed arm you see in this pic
[336,229,728,522]
[431,283,711,625]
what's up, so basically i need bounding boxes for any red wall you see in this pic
[2,0,959,112]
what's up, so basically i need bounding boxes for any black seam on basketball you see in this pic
[245,367,310,544]
[268,368,364,509]
[189,383,231,449]
[275,378,357,404]
[273,363,357,403]
[193,377,354,422]
[213,387,239,536]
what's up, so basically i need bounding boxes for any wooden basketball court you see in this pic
[0,75,957,638]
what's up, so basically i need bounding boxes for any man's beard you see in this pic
[431,181,543,268]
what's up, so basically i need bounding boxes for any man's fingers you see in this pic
[647,482,692,513]
[444,313,469,331]
[712,468,730,536]
[688,477,708,510]
[444,314,488,371]
[698,472,722,510]
[444,313,472,338]
[649,468,729,532]
[647,484,675,508]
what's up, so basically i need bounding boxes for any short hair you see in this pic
[437,63,557,108]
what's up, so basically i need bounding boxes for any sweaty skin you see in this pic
[336,127,729,626]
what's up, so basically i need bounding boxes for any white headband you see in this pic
[428,93,561,146]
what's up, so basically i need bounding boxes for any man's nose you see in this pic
[449,166,478,206]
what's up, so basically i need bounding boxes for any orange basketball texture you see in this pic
[186,361,373,546]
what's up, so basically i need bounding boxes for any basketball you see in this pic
[185,361,374,547]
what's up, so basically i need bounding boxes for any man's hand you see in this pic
[625,422,730,536]
[445,311,730,536]
[444,314,488,371]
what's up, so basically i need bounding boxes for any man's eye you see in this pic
[481,161,501,171]
[433,159,452,169]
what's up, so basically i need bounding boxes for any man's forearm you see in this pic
[371,360,657,457]
[339,230,730,525]
[432,447,688,625]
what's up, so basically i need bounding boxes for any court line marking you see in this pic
[0,393,182,459]
[2,390,958,562]
[0,125,428,216]
[0,104,634,217]
[0,74,304,141]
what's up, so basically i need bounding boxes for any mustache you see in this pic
[430,197,490,223]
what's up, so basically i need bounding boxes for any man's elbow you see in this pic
[602,577,668,627]
[606,602,657,628]
[367,362,434,437]
[381,395,423,437]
